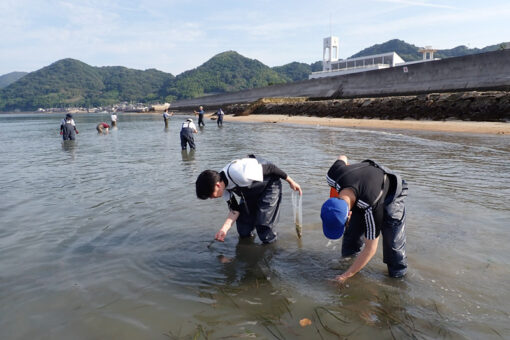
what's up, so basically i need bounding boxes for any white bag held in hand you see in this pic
[292,191,303,239]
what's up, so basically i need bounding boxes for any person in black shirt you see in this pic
[321,155,408,282]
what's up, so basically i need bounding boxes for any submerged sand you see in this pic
[222,114,510,135]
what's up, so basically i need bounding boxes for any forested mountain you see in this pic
[0,71,28,89]
[350,39,423,61]
[0,40,507,111]
[161,51,288,101]
[0,59,173,111]
[350,39,507,61]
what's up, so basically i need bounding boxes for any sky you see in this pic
[1,0,509,76]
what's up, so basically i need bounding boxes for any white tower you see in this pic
[323,36,339,72]
[418,46,437,60]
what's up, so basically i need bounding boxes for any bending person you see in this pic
[321,155,408,283]
[96,122,110,134]
[196,155,302,244]
[180,118,197,150]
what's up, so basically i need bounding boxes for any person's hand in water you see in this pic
[215,227,228,242]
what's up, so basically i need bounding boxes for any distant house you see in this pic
[310,36,439,79]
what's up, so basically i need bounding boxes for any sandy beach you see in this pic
[223,114,510,135]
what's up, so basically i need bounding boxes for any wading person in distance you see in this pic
[110,112,118,127]
[216,107,224,127]
[60,113,79,140]
[321,155,408,283]
[163,108,173,128]
[180,118,197,150]
[96,122,110,134]
[196,155,302,244]
[194,105,205,127]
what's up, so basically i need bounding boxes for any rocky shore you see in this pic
[222,91,510,122]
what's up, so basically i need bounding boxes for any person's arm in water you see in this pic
[333,186,378,283]
[335,237,378,283]
[215,210,240,242]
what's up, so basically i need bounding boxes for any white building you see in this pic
[310,36,438,79]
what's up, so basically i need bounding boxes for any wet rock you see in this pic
[222,91,510,122]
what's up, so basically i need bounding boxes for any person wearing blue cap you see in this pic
[321,155,408,283]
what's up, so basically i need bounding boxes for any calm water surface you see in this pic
[0,112,509,339]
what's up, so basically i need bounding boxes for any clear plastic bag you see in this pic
[292,191,303,239]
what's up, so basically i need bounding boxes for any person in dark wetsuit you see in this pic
[321,155,408,283]
[60,113,79,140]
[180,118,197,150]
[194,106,205,127]
[195,156,302,244]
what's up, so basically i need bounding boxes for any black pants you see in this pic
[62,124,76,140]
[217,115,223,126]
[198,114,205,127]
[342,179,408,277]
[180,132,195,149]
[236,179,282,244]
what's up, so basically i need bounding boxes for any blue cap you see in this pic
[321,198,349,239]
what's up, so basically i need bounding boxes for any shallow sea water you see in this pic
[0,112,509,339]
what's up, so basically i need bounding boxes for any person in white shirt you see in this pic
[180,118,198,149]
[196,155,302,244]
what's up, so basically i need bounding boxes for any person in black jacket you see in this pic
[321,155,408,282]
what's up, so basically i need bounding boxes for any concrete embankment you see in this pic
[171,49,510,112]
[218,91,510,122]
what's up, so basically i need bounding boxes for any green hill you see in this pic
[0,59,174,111]
[1,40,508,111]
[162,51,288,101]
[350,39,423,61]
[0,71,28,89]
[272,62,312,82]
[350,39,507,61]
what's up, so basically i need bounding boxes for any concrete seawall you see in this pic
[171,49,510,110]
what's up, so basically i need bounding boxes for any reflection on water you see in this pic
[181,149,195,162]
[0,112,509,339]
[61,140,77,159]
